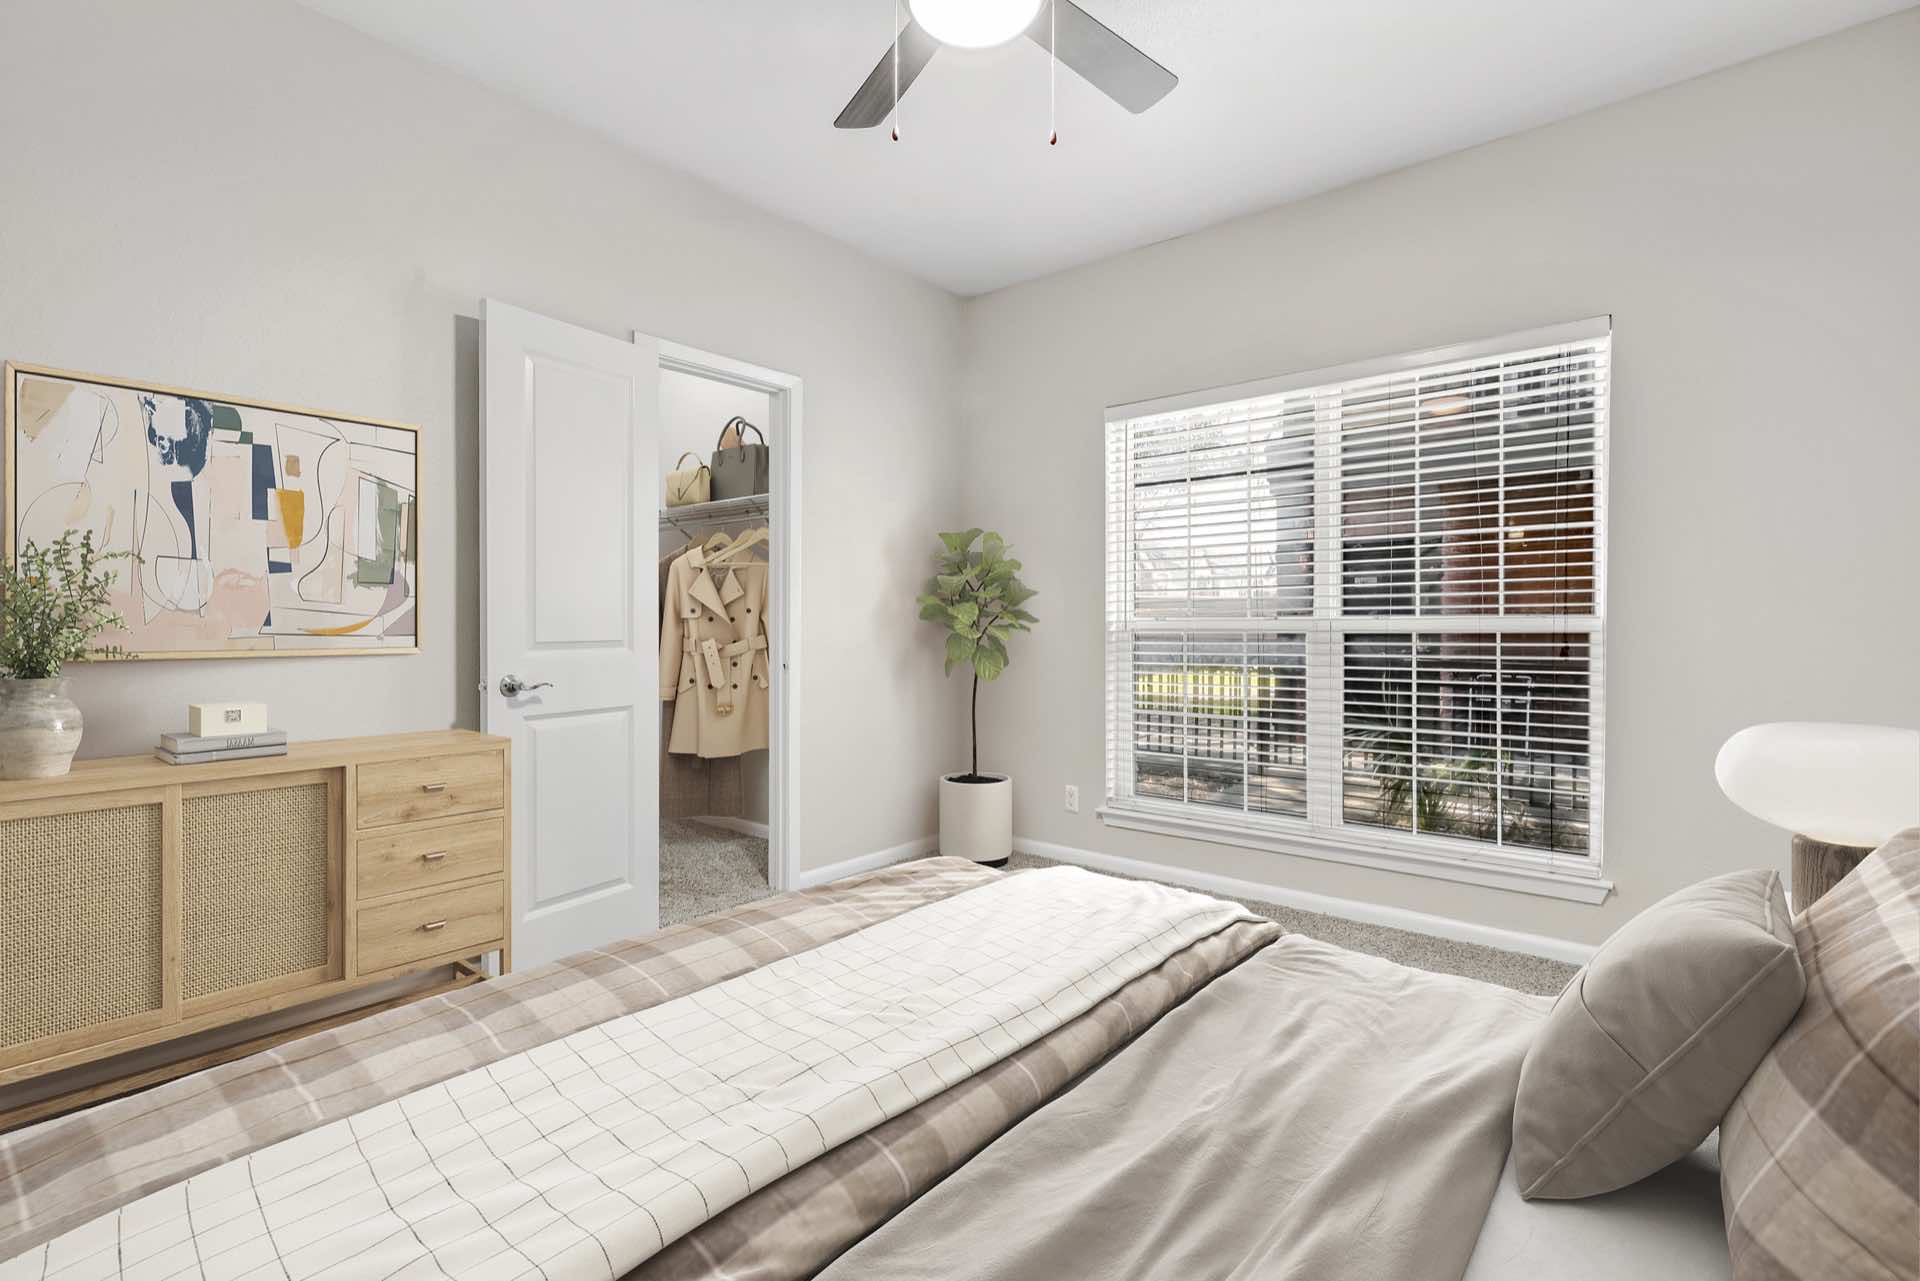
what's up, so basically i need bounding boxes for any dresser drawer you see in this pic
[356,880,504,974]
[356,752,504,829]
[357,816,505,902]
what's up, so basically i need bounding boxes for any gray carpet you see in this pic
[657,828,1578,995]
[659,820,774,927]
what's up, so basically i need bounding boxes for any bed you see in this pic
[1464,1141,1731,1281]
[0,856,1733,1281]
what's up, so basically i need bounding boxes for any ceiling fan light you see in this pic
[908,0,1046,50]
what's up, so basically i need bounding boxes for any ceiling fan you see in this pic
[834,0,1178,130]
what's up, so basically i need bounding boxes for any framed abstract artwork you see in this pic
[3,363,420,659]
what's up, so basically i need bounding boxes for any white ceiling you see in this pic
[299,0,1909,296]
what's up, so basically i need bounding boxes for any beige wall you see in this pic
[0,0,966,872]
[957,11,1920,944]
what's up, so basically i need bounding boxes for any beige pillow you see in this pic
[1513,868,1805,1199]
[1720,828,1919,1281]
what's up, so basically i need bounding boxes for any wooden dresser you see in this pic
[0,730,510,1125]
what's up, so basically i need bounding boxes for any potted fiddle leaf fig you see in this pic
[918,528,1037,866]
[0,531,132,779]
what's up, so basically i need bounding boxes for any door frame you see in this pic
[654,338,802,893]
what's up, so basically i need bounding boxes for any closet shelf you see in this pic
[659,493,769,533]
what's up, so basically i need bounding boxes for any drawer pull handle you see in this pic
[421,920,448,932]
[420,782,448,793]
[421,850,449,863]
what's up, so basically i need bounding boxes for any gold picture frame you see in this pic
[4,361,421,660]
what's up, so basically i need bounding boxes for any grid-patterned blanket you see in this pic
[6,867,1261,1280]
[0,858,999,1259]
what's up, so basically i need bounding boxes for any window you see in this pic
[1104,320,1610,900]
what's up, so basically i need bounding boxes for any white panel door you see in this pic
[481,299,659,970]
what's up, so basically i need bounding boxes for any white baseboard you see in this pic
[1015,836,1596,965]
[691,816,771,840]
[795,835,939,890]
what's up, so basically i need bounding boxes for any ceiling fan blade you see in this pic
[1026,0,1178,114]
[834,21,942,129]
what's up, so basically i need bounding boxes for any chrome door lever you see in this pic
[498,674,553,698]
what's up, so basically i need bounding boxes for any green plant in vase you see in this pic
[918,529,1038,864]
[0,531,134,778]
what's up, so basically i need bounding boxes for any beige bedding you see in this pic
[820,935,1549,1281]
[0,857,999,1260]
[4,855,1557,1281]
[6,869,1259,1280]
[0,859,1278,1280]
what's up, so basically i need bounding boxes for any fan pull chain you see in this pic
[891,0,901,141]
[1048,0,1058,145]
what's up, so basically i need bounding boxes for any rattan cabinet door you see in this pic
[0,796,166,1061]
[182,775,338,1008]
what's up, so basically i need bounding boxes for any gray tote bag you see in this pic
[711,416,770,499]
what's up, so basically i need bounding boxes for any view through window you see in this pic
[1104,322,1610,879]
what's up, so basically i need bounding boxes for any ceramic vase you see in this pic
[0,677,83,779]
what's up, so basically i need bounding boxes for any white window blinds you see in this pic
[1105,320,1609,884]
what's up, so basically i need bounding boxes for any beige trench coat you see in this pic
[658,547,743,816]
[660,545,770,759]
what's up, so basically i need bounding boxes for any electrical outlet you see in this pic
[1063,784,1080,814]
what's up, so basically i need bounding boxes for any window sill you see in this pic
[1096,803,1613,905]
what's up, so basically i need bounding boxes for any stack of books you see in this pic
[154,728,289,766]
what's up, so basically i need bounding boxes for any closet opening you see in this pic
[653,343,800,926]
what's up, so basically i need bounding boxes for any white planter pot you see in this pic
[0,677,83,780]
[940,772,1013,866]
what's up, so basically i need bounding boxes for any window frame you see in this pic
[1102,318,1612,905]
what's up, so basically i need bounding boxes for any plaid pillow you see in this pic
[1720,826,1919,1281]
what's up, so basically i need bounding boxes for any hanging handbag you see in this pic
[664,451,711,507]
[710,416,770,500]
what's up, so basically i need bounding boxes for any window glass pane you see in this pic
[1412,634,1502,841]
[1339,351,1603,618]
[1338,376,1419,617]
[1248,634,1308,818]
[1128,415,1190,620]
[1130,632,1190,803]
[1128,631,1307,820]
[1173,634,1247,812]
[1125,403,1314,620]
[1499,633,1594,854]
[1341,633,1414,831]
[1415,363,1504,615]
[1341,632,1592,854]
[1253,406,1317,619]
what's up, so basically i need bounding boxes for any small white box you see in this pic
[188,702,269,736]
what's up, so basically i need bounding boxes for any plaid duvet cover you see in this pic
[0,857,1278,1281]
